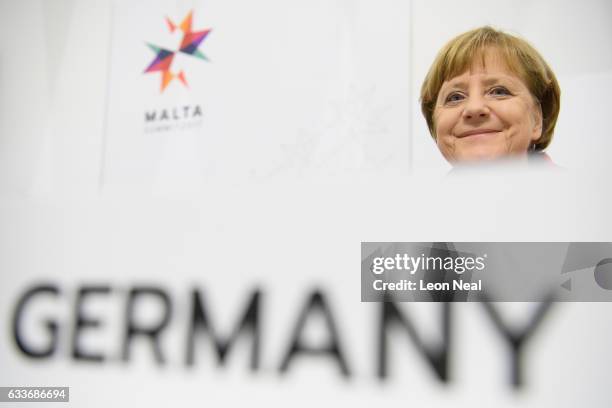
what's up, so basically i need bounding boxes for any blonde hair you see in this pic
[420,26,560,151]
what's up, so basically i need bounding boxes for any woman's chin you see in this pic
[450,149,528,165]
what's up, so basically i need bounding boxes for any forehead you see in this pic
[443,47,525,83]
[441,51,525,88]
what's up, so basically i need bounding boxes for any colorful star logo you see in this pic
[143,10,211,92]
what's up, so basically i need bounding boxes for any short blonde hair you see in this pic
[420,26,560,151]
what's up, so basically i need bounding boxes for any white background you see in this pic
[1,0,612,407]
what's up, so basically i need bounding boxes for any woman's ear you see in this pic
[531,101,543,142]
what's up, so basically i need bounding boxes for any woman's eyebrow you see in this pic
[481,75,517,86]
[441,80,468,91]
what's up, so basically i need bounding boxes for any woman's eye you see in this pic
[445,92,464,104]
[489,86,511,96]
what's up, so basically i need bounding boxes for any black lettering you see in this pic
[279,290,350,376]
[12,284,60,359]
[72,286,111,362]
[122,287,172,364]
[480,294,555,388]
[186,290,260,370]
[378,299,451,382]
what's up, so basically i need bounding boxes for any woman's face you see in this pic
[433,52,543,163]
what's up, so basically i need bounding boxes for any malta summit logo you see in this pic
[142,10,210,133]
[143,10,211,92]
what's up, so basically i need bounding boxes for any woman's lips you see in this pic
[456,129,501,138]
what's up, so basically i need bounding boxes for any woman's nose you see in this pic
[462,95,490,120]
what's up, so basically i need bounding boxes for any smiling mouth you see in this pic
[457,129,501,138]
